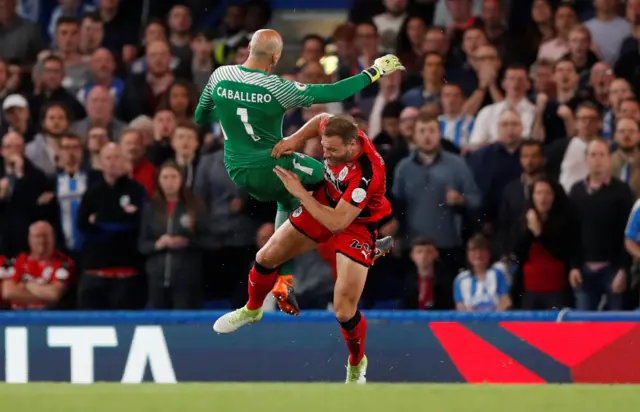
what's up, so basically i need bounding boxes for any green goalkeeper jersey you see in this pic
[195,65,371,168]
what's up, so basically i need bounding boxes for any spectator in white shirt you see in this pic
[438,83,474,151]
[538,3,578,62]
[469,64,536,147]
[373,0,408,53]
[585,0,632,66]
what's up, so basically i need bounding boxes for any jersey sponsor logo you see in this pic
[292,207,303,218]
[294,82,308,91]
[351,188,367,204]
[216,87,272,103]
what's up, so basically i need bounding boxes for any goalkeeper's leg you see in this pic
[271,203,301,315]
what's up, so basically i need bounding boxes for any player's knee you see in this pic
[334,297,358,323]
[255,245,280,270]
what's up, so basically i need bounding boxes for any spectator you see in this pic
[618,98,640,122]
[402,237,452,310]
[454,234,511,311]
[480,0,506,50]
[564,25,600,85]
[433,0,483,28]
[158,80,197,123]
[438,82,475,151]
[422,26,450,59]
[194,145,259,306]
[128,115,154,148]
[585,0,631,66]
[1,94,35,141]
[0,59,11,103]
[79,12,104,59]
[497,140,546,259]
[148,120,200,187]
[444,0,483,54]
[129,20,182,77]
[30,55,86,125]
[98,0,137,65]
[538,3,578,62]
[70,85,125,143]
[468,109,524,230]
[76,142,145,310]
[0,132,50,257]
[26,103,70,176]
[353,22,381,99]
[569,139,633,311]
[85,124,109,170]
[395,16,426,73]
[138,161,214,309]
[190,30,214,92]
[1,221,72,309]
[48,0,95,43]
[49,16,91,96]
[149,109,177,158]
[54,132,94,255]
[513,177,574,309]
[602,78,633,139]
[373,0,408,53]
[167,5,193,64]
[119,41,181,122]
[401,52,444,109]
[547,102,602,193]
[365,70,402,138]
[611,117,640,197]
[455,43,504,116]
[392,112,481,274]
[587,61,615,108]
[372,101,403,153]
[76,48,124,107]
[120,128,156,197]
[530,59,556,99]
[296,34,325,69]
[0,0,46,64]
[470,64,535,146]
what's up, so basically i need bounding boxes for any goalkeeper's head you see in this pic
[248,29,283,71]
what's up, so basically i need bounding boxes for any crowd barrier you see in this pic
[1,310,640,384]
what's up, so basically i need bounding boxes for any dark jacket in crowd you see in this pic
[29,87,86,126]
[138,198,215,305]
[0,157,55,257]
[76,175,146,271]
[468,142,522,225]
[569,177,634,272]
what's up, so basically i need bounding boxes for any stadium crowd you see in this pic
[0,0,639,312]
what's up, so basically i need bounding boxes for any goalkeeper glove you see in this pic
[362,54,405,83]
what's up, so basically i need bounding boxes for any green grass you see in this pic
[1,383,638,412]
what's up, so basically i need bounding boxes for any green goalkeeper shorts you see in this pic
[226,152,324,211]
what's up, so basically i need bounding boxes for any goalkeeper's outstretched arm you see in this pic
[284,54,405,107]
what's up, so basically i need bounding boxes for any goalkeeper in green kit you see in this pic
[195,29,404,315]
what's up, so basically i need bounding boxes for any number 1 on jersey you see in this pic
[237,108,260,142]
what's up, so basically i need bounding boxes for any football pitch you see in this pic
[1,383,638,412]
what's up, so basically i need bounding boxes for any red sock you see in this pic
[246,263,278,310]
[339,311,367,366]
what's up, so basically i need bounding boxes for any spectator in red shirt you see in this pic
[402,237,452,310]
[1,221,72,309]
[513,177,574,309]
[121,128,156,196]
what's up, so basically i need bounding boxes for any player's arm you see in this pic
[272,113,331,158]
[274,166,363,233]
[276,55,404,109]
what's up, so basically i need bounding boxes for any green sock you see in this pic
[275,208,294,276]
